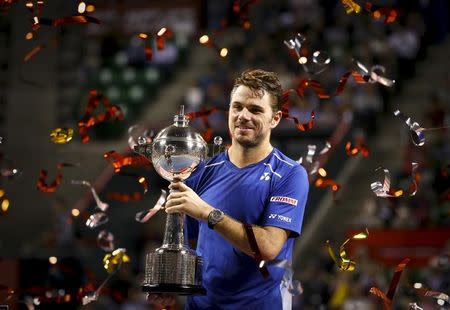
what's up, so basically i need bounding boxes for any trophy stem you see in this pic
[161,212,185,249]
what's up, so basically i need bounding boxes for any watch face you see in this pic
[209,209,224,225]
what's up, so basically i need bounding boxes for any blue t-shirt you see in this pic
[185,148,309,310]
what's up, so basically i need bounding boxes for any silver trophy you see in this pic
[134,105,207,295]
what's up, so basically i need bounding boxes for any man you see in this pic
[158,69,309,309]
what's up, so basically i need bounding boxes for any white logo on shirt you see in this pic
[260,172,271,181]
[267,213,292,223]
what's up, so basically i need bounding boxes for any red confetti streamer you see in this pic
[281,89,316,131]
[103,151,150,173]
[78,90,124,143]
[186,107,220,142]
[23,36,59,63]
[138,27,173,61]
[345,137,370,157]
[52,15,100,27]
[105,192,142,203]
[36,163,77,193]
[369,258,410,310]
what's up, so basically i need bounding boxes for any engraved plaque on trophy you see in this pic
[134,106,207,295]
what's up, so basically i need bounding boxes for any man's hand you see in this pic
[165,182,214,221]
[147,293,176,306]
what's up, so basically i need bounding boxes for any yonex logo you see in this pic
[269,213,277,219]
[260,172,271,181]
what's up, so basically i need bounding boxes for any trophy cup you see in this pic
[134,105,207,295]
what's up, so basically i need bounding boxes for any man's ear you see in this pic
[271,110,282,128]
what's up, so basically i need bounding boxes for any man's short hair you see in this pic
[231,69,283,112]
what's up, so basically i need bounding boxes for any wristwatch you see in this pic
[207,209,224,229]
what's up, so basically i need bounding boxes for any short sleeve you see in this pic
[261,164,309,238]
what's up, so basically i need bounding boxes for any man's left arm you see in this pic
[165,166,308,261]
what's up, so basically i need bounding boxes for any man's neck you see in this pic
[228,142,273,168]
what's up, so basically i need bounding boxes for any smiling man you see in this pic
[163,69,309,309]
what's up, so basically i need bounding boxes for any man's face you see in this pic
[228,85,280,148]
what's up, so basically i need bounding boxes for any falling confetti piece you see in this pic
[138,27,173,61]
[284,33,331,75]
[341,0,361,14]
[78,90,124,144]
[345,137,369,157]
[415,287,449,304]
[353,59,395,87]
[103,151,150,173]
[326,228,369,271]
[36,163,77,193]
[86,211,108,229]
[369,258,410,310]
[186,107,220,142]
[371,162,419,197]
[71,180,109,211]
[97,230,114,252]
[135,189,167,223]
[103,248,130,274]
[50,127,73,144]
[82,253,125,305]
[297,142,331,175]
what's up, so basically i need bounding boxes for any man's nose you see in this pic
[237,108,251,120]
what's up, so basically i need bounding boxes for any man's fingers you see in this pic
[165,205,183,214]
[167,191,184,200]
[165,197,185,208]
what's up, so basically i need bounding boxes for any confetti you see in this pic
[138,27,173,61]
[50,127,73,144]
[341,0,361,14]
[36,163,77,193]
[284,33,331,75]
[326,228,369,271]
[105,191,142,202]
[243,223,270,279]
[51,15,100,27]
[186,107,220,141]
[369,258,410,310]
[371,162,419,197]
[135,189,167,223]
[103,150,150,173]
[97,230,114,252]
[103,248,130,274]
[0,188,10,215]
[86,211,108,229]
[409,303,423,310]
[345,137,369,157]
[415,287,449,304]
[353,59,395,87]
[298,142,331,175]
[71,180,109,211]
[82,253,126,305]
[78,90,124,144]
[394,110,450,146]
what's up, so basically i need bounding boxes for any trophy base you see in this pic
[142,283,207,295]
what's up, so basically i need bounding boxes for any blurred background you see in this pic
[0,0,449,309]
